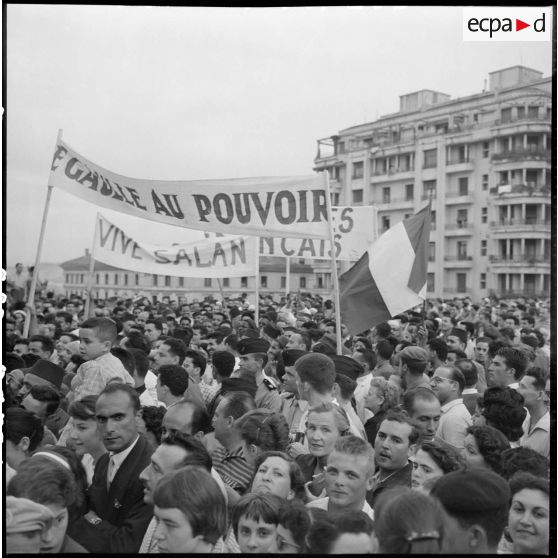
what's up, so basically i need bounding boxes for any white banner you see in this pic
[258,205,377,260]
[93,213,258,278]
[50,138,330,239]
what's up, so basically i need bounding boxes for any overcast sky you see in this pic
[5,5,553,266]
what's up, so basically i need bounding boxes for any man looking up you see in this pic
[487,347,529,390]
[307,436,375,519]
[367,410,417,507]
[70,383,153,553]
[431,365,471,451]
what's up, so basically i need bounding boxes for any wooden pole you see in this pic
[285,256,291,296]
[254,238,260,326]
[216,278,225,304]
[23,129,62,337]
[323,171,343,355]
[84,213,100,319]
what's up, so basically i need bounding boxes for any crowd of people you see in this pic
[3,287,551,554]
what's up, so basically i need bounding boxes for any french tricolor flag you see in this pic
[339,204,431,335]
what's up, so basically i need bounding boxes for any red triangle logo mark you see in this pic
[516,19,530,31]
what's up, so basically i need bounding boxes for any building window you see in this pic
[352,189,363,204]
[428,242,436,261]
[431,210,436,231]
[281,276,286,289]
[501,107,512,123]
[482,141,489,158]
[457,273,467,293]
[241,277,248,288]
[423,180,436,198]
[318,276,324,288]
[382,187,391,204]
[105,273,109,285]
[457,209,468,227]
[482,174,488,190]
[480,273,487,289]
[261,276,268,288]
[124,274,128,286]
[458,177,469,196]
[427,272,435,292]
[204,278,212,287]
[481,207,488,224]
[165,276,171,287]
[423,149,437,169]
[179,277,184,287]
[481,240,487,256]
[457,241,468,259]
[382,216,390,232]
[300,277,307,289]
[95,273,99,285]
[517,106,525,119]
[352,162,364,179]
[223,278,230,287]
[65,274,70,283]
[152,274,158,286]
[114,273,118,285]
[405,183,414,201]
[331,192,340,205]
[135,274,139,286]
[528,105,539,119]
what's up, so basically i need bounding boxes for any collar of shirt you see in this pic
[221,444,246,462]
[166,397,185,409]
[508,382,519,390]
[462,388,478,395]
[525,410,550,433]
[440,398,464,414]
[109,434,140,471]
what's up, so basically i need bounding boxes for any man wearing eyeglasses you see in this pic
[430,365,471,452]
[517,367,550,458]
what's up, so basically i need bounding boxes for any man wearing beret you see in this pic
[398,346,432,391]
[237,337,282,412]
[430,469,510,553]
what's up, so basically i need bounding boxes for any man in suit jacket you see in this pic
[68,383,153,553]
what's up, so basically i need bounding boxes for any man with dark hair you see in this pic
[278,349,308,441]
[431,365,471,451]
[427,337,448,374]
[398,346,431,390]
[401,387,441,442]
[367,410,417,507]
[446,328,468,355]
[487,347,529,389]
[71,383,153,553]
[211,391,256,495]
[128,348,158,407]
[455,359,480,415]
[22,384,68,438]
[430,469,510,553]
[144,319,163,348]
[156,365,189,408]
[28,335,55,360]
[372,340,395,380]
[184,349,218,407]
[518,367,549,458]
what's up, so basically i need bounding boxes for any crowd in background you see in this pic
[3,283,551,554]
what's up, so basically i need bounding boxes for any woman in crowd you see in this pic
[236,409,290,467]
[473,387,526,446]
[250,451,305,502]
[411,438,464,493]
[363,376,401,445]
[7,457,87,553]
[67,395,107,485]
[463,425,510,476]
[231,492,283,553]
[373,488,445,554]
[295,402,350,501]
[507,472,549,555]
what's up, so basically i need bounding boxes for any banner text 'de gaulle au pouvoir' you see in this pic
[50,139,330,239]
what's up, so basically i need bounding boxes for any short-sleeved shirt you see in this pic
[212,445,254,495]
[520,411,550,458]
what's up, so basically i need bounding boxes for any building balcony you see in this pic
[489,255,550,267]
[490,183,551,202]
[445,222,474,236]
[445,159,475,173]
[445,192,474,205]
[492,115,551,135]
[444,255,473,267]
[491,147,551,163]
[372,197,415,210]
[371,167,415,182]
[489,289,550,299]
[490,219,551,235]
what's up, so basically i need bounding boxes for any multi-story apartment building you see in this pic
[60,251,323,302]
[313,65,551,301]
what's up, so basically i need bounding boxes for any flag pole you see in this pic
[323,171,343,355]
[254,238,260,326]
[285,256,291,296]
[84,213,100,319]
[23,129,62,337]
[216,278,226,304]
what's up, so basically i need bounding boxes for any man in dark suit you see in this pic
[68,383,153,553]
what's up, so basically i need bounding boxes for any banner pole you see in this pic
[84,213,100,319]
[254,239,260,326]
[285,256,291,296]
[323,171,343,355]
[216,278,225,304]
[23,129,62,337]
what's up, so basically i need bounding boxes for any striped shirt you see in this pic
[212,445,254,495]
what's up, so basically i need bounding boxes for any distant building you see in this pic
[60,250,326,303]
[313,65,551,300]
